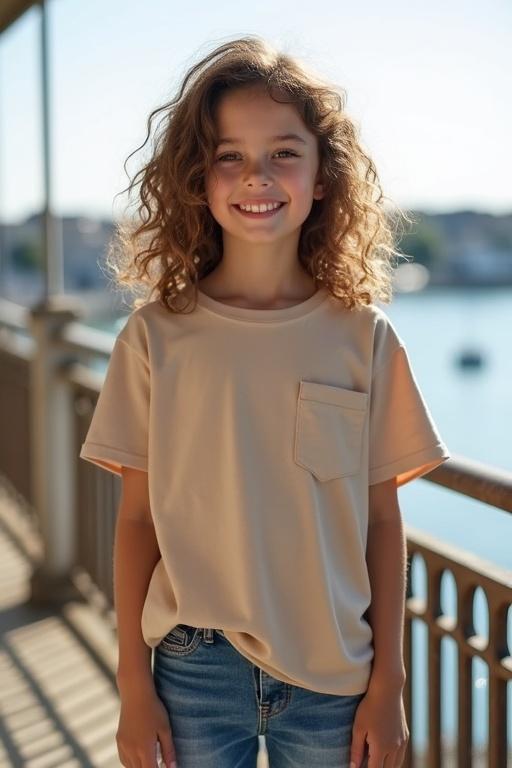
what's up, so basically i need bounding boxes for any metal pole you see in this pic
[0,55,4,296]
[40,0,63,298]
[29,0,82,604]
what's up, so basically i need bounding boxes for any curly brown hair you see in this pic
[105,35,414,313]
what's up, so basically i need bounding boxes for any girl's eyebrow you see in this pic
[216,133,308,147]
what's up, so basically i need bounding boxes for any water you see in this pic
[381,288,512,569]
[88,286,512,753]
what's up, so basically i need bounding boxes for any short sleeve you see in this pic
[369,343,450,487]
[79,315,150,476]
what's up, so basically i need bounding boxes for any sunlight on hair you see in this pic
[103,35,414,315]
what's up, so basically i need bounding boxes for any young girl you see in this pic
[80,36,450,768]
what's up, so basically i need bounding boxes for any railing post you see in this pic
[27,294,84,603]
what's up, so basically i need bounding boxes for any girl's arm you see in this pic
[366,476,407,687]
[349,477,410,768]
[114,466,160,697]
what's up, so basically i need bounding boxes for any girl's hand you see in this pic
[116,686,177,768]
[349,683,409,768]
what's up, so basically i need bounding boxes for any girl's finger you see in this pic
[157,732,177,768]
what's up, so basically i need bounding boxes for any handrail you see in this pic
[421,456,512,513]
[2,295,512,516]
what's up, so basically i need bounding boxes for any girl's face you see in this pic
[205,85,324,244]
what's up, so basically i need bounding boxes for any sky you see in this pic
[0,0,511,224]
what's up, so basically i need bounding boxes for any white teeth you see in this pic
[238,202,283,213]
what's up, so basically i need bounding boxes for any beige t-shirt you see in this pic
[79,285,450,694]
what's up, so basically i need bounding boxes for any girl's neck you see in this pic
[197,270,319,310]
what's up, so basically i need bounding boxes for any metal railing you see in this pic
[0,293,510,767]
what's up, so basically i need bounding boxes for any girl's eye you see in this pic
[215,149,299,162]
[215,153,238,162]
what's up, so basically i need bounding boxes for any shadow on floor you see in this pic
[0,480,130,768]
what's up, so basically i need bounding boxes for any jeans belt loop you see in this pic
[203,627,214,643]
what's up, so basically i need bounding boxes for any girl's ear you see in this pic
[313,165,325,200]
[313,181,325,200]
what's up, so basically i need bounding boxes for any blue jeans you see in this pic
[153,624,369,767]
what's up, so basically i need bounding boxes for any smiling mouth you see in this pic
[232,202,286,218]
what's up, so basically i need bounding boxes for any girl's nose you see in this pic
[246,179,270,188]
[243,158,272,184]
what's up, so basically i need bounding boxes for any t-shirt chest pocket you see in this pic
[294,380,369,481]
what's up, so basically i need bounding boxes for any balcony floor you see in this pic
[0,480,124,767]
